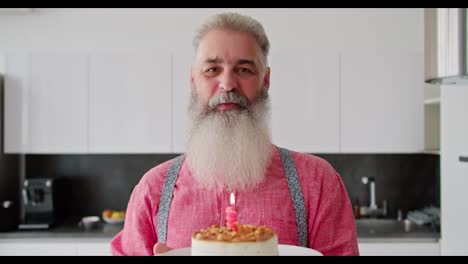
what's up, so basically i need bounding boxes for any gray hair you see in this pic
[192,12,270,70]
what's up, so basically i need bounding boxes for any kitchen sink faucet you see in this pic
[360,177,387,218]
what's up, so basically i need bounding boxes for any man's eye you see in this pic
[205,67,218,73]
[238,68,253,74]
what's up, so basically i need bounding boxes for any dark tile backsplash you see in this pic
[25,153,439,221]
[25,154,179,220]
[316,153,440,218]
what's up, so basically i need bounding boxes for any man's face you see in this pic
[190,29,270,111]
[186,29,274,191]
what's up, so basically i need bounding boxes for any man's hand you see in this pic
[153,242,172,255]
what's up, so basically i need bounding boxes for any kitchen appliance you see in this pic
[425,8,468,84]
[0,73,21,232]
[19,178,66,229]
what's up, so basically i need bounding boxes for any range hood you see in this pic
[425,8,468,84]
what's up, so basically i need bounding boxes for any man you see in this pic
[110,12,359,256]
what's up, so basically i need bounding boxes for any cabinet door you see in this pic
[341,51,424,152]
[172,51,193,153]
[268,52,340,153]
[75,238,112,256]
[29,52,88,153]
[89,52,171,153]
[4,52,30,153]
[358,242,440,256]
[441,85,468,255]
[0,238,76,256]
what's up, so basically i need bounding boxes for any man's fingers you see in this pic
[153,242,172,255]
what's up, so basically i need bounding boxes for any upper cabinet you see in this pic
[4,51,172,154]
[4,52,29,153]
[4,50,424,154]
[4,52,88,153]
[29,52,88,153]
[89,52,171,153]
[340,51,424,152]
[269,51,340,153]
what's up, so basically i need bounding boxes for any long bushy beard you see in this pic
[186,88,273,192]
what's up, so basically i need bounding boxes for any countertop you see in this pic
[356,218,440,243]
[0,221,122,239]
[0,219,440,243]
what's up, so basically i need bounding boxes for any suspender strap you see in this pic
[157,154,185,243]
[157,148,307,247]
[277,147,308,247]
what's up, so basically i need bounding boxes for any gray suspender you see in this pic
[156,147,308,247]
[157,154,185,243]
[277,147,308,247]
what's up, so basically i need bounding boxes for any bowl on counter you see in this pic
[101,209,125,225]
[78,216,101,230]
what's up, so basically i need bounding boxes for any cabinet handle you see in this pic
[459,156,468,162]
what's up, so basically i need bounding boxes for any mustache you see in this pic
[207,91,249,110]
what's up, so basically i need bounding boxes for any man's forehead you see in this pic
[196,30,260,65]
[199,55,256,65]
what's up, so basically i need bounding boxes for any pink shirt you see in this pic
[110,146,359,256]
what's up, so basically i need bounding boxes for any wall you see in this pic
[0,8,422,54]
[25,153,439,221]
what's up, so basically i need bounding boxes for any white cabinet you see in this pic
[0,238,112,256]
[4,52,30,153]
[29,52,88,153]
[358,241,440,256]
[440,85,468,255]
[89,52,172,153]
[0,238,441,256]
[3,50,424,154]
[341,51,424,152]
[269,52,340,153]
[0,238,76,256]
[75,238,112,256]
[4,52,88,153]
[4,51,172,154]
[172,51,193,153]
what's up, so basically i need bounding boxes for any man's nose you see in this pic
[219,71,238,92]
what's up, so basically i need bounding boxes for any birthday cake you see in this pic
[191,224,279,256]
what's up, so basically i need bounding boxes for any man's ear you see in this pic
[263,67,270,91]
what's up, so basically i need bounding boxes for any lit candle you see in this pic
[225,192,239,231]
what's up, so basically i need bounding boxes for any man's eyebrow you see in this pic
[237,59,257,67]
[202,57,257,67]
[204,57,223,64]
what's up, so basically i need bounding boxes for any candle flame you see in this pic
[230,192,235,206]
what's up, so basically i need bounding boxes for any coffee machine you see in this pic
[19,178,65,229]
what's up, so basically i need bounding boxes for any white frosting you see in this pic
[191,234,279,256]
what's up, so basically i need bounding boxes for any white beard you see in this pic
[186,88,273,192]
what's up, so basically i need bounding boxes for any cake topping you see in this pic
[192,224,275,242]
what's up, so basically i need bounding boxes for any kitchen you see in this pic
[0,8,464,256]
